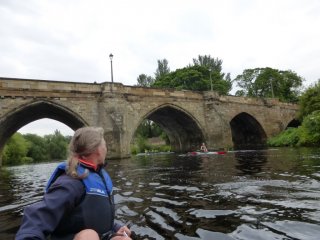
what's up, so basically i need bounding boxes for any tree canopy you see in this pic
[192,55,223,72]
[2,130,71,166]
[135,119,163,138]
[24,133,48,162]
[234,67,303,102]
[136,74,154,87]
[298,79,320,120]
[135,56,307,102]
[151,55,232,94]
[44,130,69,160]
[2,133,30,165]
[136,59,169,87]
[155,59,170,80]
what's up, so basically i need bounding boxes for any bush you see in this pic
[131,135,171,154]
[21,157,34,164]
[298,110,320,146]
[130,145,138,155]
[131,135,151,154]
[2,133,30,165]
[268,127,301,147]
[268,110,320,147]
[298,80,320,119]
[157,145,171,152]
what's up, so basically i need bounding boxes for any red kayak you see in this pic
[187,151,227,156]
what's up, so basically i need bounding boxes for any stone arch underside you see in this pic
[286,119,301,129]
[0,101,87,152]
[141,106,205,152]
[230,112,267,150]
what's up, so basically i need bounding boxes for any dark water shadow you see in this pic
[234,150,268,175]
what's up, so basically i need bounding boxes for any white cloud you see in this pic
[0,0,319,135]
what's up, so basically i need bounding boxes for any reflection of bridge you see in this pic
[0,77,298,164]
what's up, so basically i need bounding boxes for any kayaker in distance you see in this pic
[200,142,208,152]
[16,127,132,240]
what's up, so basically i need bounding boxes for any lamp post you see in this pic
[209,67,213,91]
[109,53,114,83]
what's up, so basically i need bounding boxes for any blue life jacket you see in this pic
[46,162,115,238]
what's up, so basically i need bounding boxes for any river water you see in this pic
[1,148,320,240]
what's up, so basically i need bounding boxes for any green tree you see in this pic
[153,64,231,94]
[155,59,170,80]
[2,133,30,165]
[192,54,223,72]
[298,110,320,146]
[136,74,154,87]
[137,55,231,94]
[44,130,68,160]
[24,133,48,162]
[298,79,320,120]
[134,134,150,153]
[234,67,303,102]
[135,120,164,138]
[135,120,151,138]
[193,54,232,92]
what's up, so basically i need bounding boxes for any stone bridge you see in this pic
[0,77,299,164]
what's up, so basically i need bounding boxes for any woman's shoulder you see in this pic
[50,174,85,195]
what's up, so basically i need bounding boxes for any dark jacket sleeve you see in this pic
[113,222,122,233]
[15,175,85,240]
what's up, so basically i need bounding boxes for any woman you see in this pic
[200,142,208,152]
[16,127,131,240]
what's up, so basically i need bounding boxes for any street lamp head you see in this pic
[208,67,212,72]
[109,53,114,83]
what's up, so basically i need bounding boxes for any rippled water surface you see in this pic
[1,148,320,239]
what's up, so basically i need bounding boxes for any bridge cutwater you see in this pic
[0,77,298,165]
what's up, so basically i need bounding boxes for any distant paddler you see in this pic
[200,142,208,152]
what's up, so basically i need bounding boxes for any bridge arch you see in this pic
[0,100,87,160]
[230,112,267,149]
[285,119,301,129]
[132,104,205,152]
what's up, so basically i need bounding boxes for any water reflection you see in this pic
[234,150,268,175]
[0,168,21,237]
[1,148,320,239]
[0,168,13,207]
[0,163,56,239]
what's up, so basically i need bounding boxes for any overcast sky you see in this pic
[1,0,319,136]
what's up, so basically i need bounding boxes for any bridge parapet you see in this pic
[0,77,102,96]
[0,77,204,100]
[203,91,298,110]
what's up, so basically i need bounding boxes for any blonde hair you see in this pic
[67,126,105,178]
